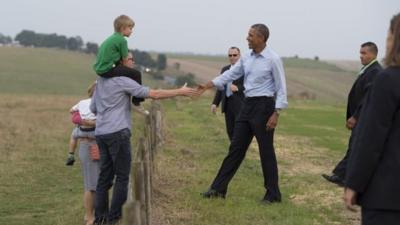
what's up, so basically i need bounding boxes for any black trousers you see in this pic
[332,128,356,179]
[224,97,243,141]
[95,128,132,223]
[362,208,400,225]
[210,97,281,200]
[99,64,144,105]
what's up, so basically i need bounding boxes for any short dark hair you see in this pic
[251,24,269,42]
[229,46,240,53]
[385,12,400,66]
[361,42,378,55]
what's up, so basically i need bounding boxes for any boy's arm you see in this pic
[90,91,97,115]
[120,38,130,66]
[121,57,130,66]
[81,119,96,127]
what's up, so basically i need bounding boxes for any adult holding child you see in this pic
[67,82,99,225]
[91,16,199,223]
[93,14,144,106]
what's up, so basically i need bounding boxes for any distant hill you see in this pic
[0,47,356,104]
[0,47,161,96]
[0,46,97,95]
[167,54,356,104]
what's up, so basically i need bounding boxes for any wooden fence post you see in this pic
[122,101,164,225]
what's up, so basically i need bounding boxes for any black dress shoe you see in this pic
[322,174,344,187]
[261,193,281,204]
[201,189,226,199]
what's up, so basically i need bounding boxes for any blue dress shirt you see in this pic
[212,46,288,109]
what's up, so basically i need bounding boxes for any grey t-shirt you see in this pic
[90,77,150,136]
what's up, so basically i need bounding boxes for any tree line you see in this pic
[1,30,166,70]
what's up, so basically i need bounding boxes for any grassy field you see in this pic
[0,47,360,224]
[151,96,358,225]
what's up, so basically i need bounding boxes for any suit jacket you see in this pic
[346,61,382,120]
[346,67,400,210]
[212,65,245,113]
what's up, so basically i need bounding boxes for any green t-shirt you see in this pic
[93,32,129,75]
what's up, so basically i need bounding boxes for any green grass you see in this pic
[279,101,350,152]
[282,57,345,72]
[0,47,356,224]
[0,94,148,225]
[0,46,161,95]
[151,97,353,225]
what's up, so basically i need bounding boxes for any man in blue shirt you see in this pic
[90,53,198,224]
[199,24,288,204]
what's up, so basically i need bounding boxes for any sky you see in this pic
[0,0,398,60]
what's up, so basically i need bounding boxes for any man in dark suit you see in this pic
[211,47,244,141]
[322,42,382,186]
[344,13,400,223]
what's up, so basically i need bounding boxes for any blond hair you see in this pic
[114,15,135,32]
[87,82,96,97]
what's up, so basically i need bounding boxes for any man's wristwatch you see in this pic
[274,108,281,115]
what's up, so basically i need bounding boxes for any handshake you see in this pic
[178,81,214,98]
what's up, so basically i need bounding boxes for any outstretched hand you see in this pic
[196,84,207,96]
[195,81,214,96]
[179,83,202,98]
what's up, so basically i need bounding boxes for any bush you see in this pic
[175,73,196,87]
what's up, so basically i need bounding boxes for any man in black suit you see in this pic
[322,42,382,186]
[344,13,400,223]
[211,47,244,141]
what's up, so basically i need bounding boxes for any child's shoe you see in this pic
[65,153,75,166]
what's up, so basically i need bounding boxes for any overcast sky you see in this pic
[1,0,398,59]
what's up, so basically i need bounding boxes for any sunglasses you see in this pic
[228,54,238,57]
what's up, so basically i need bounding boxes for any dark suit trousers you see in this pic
[211,97,281,199]
[224,97,241,141]
[332,128,356,179]
[362,208,400,225]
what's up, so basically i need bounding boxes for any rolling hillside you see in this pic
[0,47,357,104]
[167,54,357,104]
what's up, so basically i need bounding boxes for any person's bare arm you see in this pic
[148,85,199,99]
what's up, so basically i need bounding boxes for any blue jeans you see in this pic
[94,128,132,223]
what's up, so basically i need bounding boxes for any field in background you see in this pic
[0,47,360,224]
[167,54,356,104]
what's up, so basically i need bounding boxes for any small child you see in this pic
[93,14,144,106]
[66,83,96,166]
